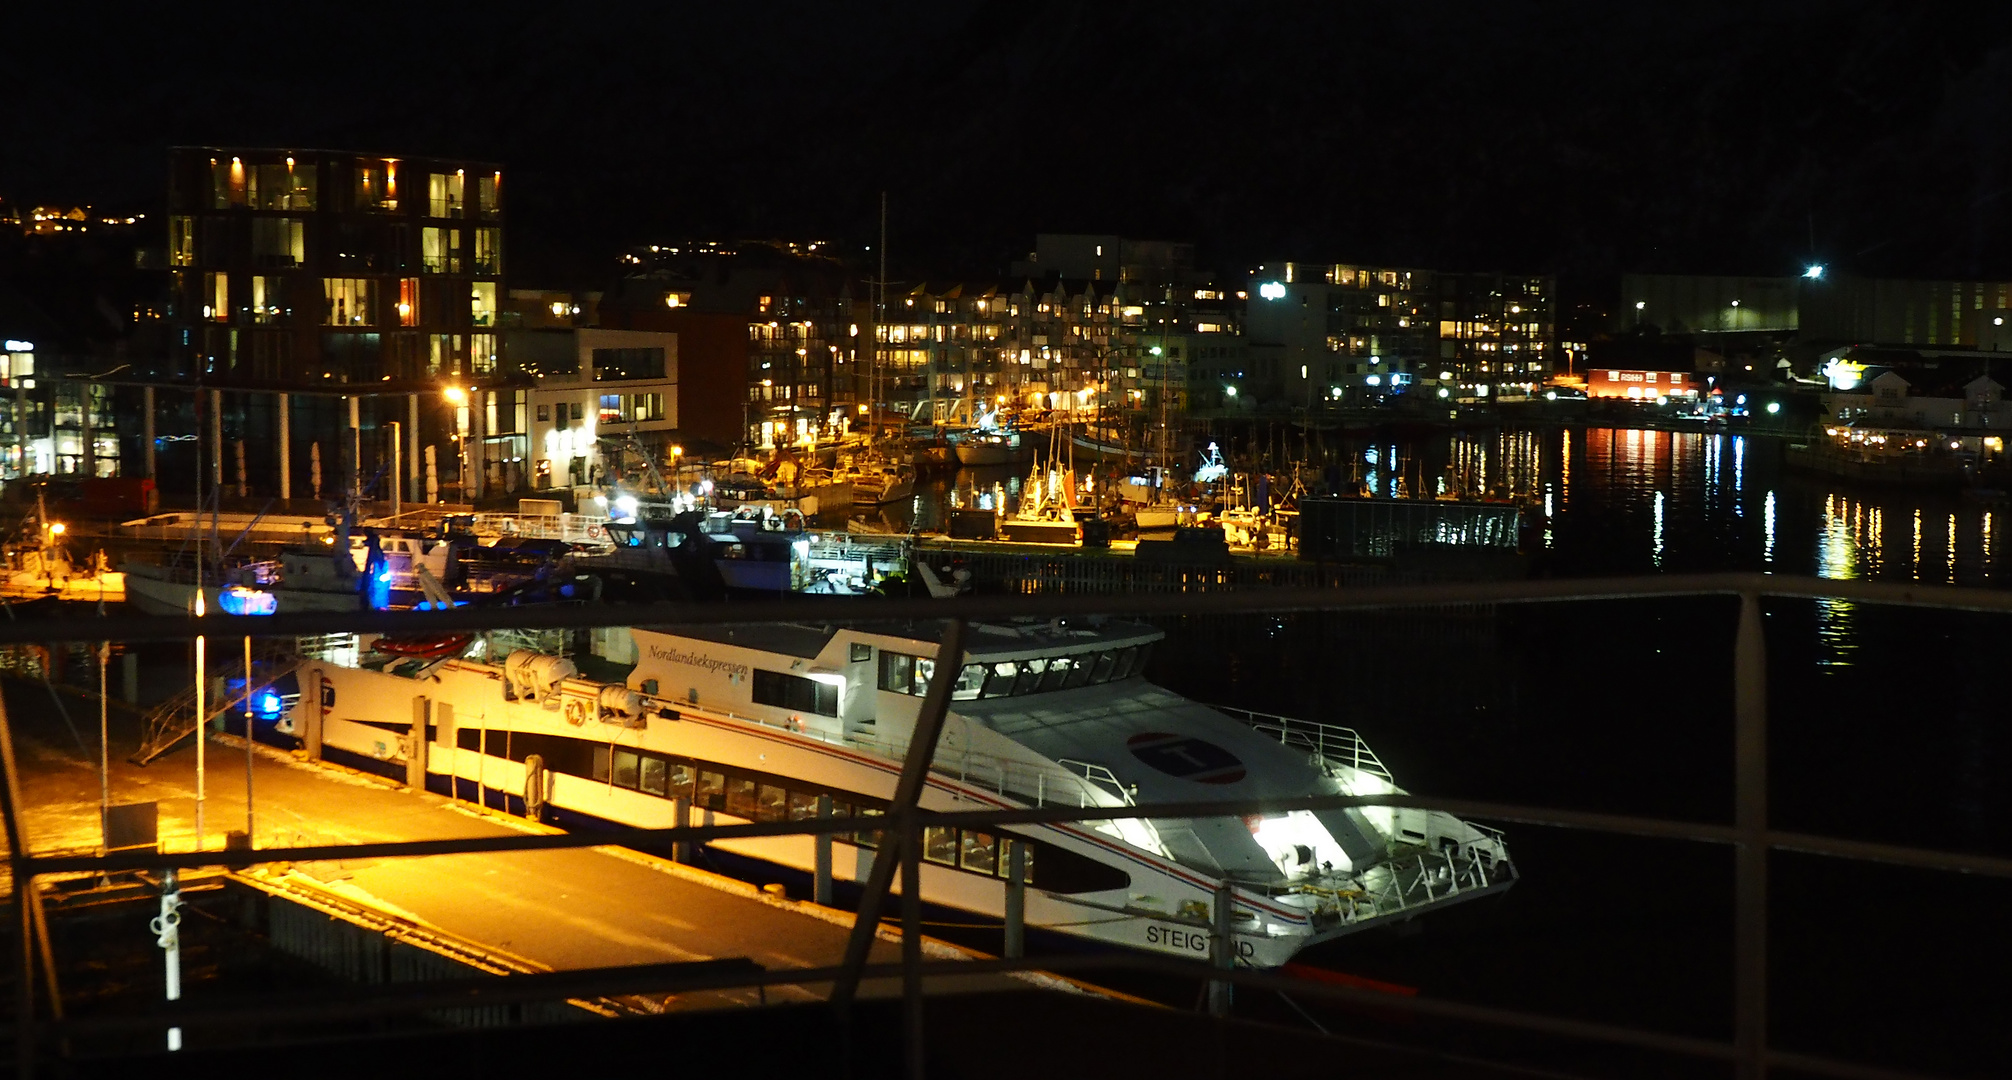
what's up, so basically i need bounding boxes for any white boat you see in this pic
[285,616,1515,968]
[122,548,366,616]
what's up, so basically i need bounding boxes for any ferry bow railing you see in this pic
[6,572,2012,1080]
[1211,705,1391,781]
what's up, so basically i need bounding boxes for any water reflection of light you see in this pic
[1652,490,1665,568]
[1763,490,1776,564]
[1813,491,1858,667]
[1986,512,1994,567]
[1912,508,1923,581]
[1948,513,1958,580]
[1543,486,1555,549]
[1733,436,1745,496]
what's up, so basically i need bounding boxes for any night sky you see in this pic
[9,3,2012,291]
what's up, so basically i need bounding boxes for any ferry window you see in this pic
[1089,652,1117,683]
[999,837,1033,881]
[849,643,872,663]
[1061,656,1093,689]
[611,750,640,789]
[1039,657,1075,693]
[696,769,727,811]
[726,777,759,818]
[1030,840,1129,894]
[1111,646,1139,680]
[641,679,659,696]
[756,783,788,822]
[1013,658,1046,695]
[668,762,693,798]
[911,657,936,696]
[753,669,838,716]
[879,652,915,693]
[591,745,610,783]
[923,825,958,866]
[983,661,1018,697]
[787,791,821,820]
[952,664,986,700]
[639,756,668,797]
[853,807,884,849]
[961,831,998,874]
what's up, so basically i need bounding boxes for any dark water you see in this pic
[955,426,2009,1078]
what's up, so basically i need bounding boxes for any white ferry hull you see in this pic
[286,623,1515,970]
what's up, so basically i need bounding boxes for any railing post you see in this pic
[1733,591,1769,1080]
[1207,882,1235,1017]
[814,794,834,906]
[1002,838,1026,960]
[902,818,925,1080]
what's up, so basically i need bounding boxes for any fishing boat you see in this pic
[283,616,1515,968]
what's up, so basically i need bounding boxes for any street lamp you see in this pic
[442,385,470,503]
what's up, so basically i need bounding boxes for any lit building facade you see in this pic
[152,146,521,501]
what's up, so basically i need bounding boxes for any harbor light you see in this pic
[1766,401,1781,415]
[46,522,64,536]
[443,385,468,405]
[1225,386,1237,398]
[1804,264,1825,280]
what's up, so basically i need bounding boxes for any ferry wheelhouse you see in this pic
[285,617,1514,967]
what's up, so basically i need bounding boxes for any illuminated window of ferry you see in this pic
[696,770,727,811]
[639,756,668,797]
[853,807,883,848]
[611,750,640,789]
[1039,657,1075,693]
[952,664,986,700]
[667,762,693,798]
[725,777,759,818]
[756,783,788,822]
[786,791,820,820]
[923,825,958,866]
[591,746,610,782]
[983,661,1018,697]
[1012,658,1046,695]
[753,669,838,716]
[910,656,936,696]
[961,831,998,874]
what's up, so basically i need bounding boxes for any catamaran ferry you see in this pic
[282,616,1514,968]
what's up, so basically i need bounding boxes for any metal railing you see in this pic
[1213,705,1391,780]
[4,573,2012,1080]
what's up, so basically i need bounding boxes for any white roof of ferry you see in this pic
[644,618,1161,660]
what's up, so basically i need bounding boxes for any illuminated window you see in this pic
[248,163,315,210]
[472,228,501,275]
[354,164,397,211]
[398,278,419,326]
[429,171,465,218]
[470,333,496,374]
[470,282,497,326]
[211,157,245,208]
[323,278,376,326]
[204,272,228,322]
[168,216,195,266]
[422,227,460,274]
[250,276,283,324]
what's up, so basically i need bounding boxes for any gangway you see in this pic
[130,639,305,765]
